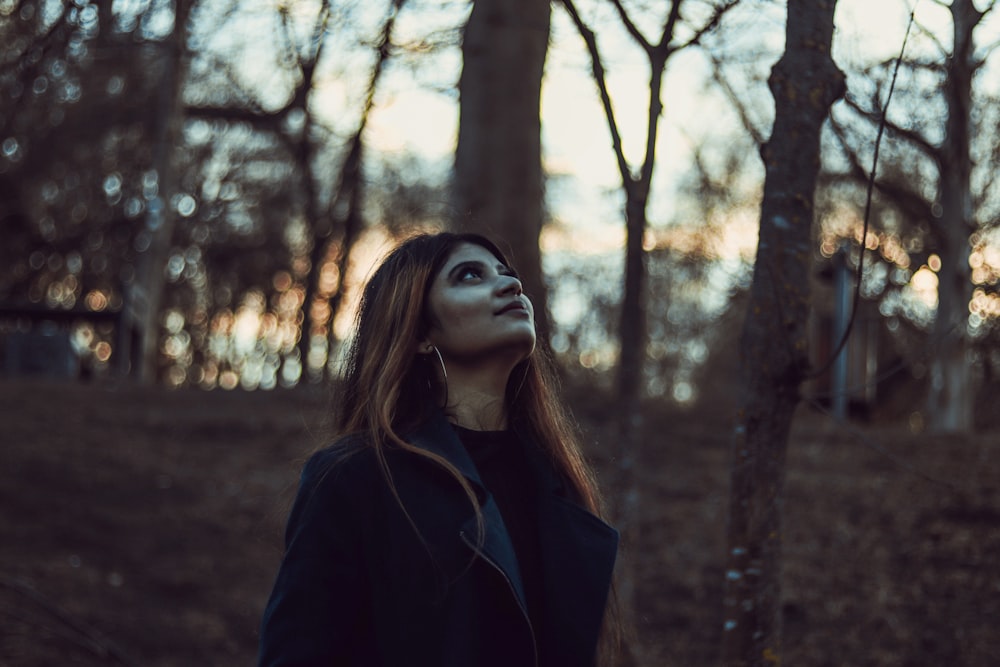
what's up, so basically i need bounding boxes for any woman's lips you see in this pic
[495,301,527,315]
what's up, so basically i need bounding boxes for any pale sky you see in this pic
[354,0,999,256]
[199,0,999,243]
[183,0,1000,389]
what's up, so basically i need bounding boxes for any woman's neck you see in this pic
[444,365,510,431]
[448,394,506,431]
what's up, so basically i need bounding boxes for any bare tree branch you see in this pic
[912,15,949,58]
[190,52,273,114]
[827,114,935,223]
[707,52,766,145]
[860,56,947,81]
[304,0,406,364]
[977,129,1000,213]
[290,0,332,109]
[842,93,940,164]
[674,0,741,52]
[307,2,333,70]
[608,0,654,53]
[657,0,684,52]
[557,0,635,190]
[277,5,304,73]
[186,1,333,132]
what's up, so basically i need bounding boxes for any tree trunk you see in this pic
[722,1,844,665]
[129,0,192,383]
[928,0,979,432]
[454,0,551,340]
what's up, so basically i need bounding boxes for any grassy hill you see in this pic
[1,378,997,666]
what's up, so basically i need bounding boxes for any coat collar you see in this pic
[403,409,567,498]
[403,410,490,500]
[402,409,619,664]
[404,410,529,599]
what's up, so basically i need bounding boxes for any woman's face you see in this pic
[423,242,536,367]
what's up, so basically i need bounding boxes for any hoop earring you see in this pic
[511,360,529,403]
[428,345,449,407]
[431,346,447,381]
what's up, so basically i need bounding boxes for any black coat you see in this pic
[258,411,618,667]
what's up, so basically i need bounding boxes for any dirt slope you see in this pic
[1,379,997,666]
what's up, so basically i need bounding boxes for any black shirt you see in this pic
[451,425,546,643]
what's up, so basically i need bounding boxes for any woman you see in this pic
[259,232,619,667]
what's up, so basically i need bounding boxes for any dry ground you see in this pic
[1,378,997,666]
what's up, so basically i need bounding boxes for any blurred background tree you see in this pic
[1,0,194,381]
[1,0,459,387]
[554,2,747,649]
[454,0,552,340]
[824,0,999,432]
[10,0,995,417]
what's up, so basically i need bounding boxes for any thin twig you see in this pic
[707,52,766,146]
[841,94,938,162]
[809,4,918,380]
[675,0,742,52]
[558,0,635,189]
[608,0,653,53]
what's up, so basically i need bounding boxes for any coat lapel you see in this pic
[405,410,619,663]
[406,412,529,610]
[521,433,620,663]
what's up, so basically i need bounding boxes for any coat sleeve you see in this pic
[258,448,370,666]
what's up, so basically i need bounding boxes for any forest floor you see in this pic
[1,377,998,667]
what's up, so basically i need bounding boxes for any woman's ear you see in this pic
[414,338,434,354]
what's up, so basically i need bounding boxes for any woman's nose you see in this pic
[498,274,522,296]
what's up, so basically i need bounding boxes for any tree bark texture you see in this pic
[722,1,844,665]
[454,0,551,339]
[928,0,980,432]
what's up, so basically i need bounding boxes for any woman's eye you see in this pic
[457,267,481,281]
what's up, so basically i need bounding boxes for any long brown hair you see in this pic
[335,231,605,516]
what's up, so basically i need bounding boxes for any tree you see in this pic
[0,0,199,380]
[184,0,421,383]
[1,1,464,386]
[828,0,998,432]
[560,0,739,419]
[721,1,844,665]
[127,0,195,383]
[291,0,408,382]
[557,0,740,636]
[453,0,552,339]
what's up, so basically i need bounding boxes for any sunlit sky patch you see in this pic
[192,0,1000,254]
[124,0,1000,388]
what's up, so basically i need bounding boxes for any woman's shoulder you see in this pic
[302,433,378,484]
[285,436,381,522]
[300,423,449,496]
